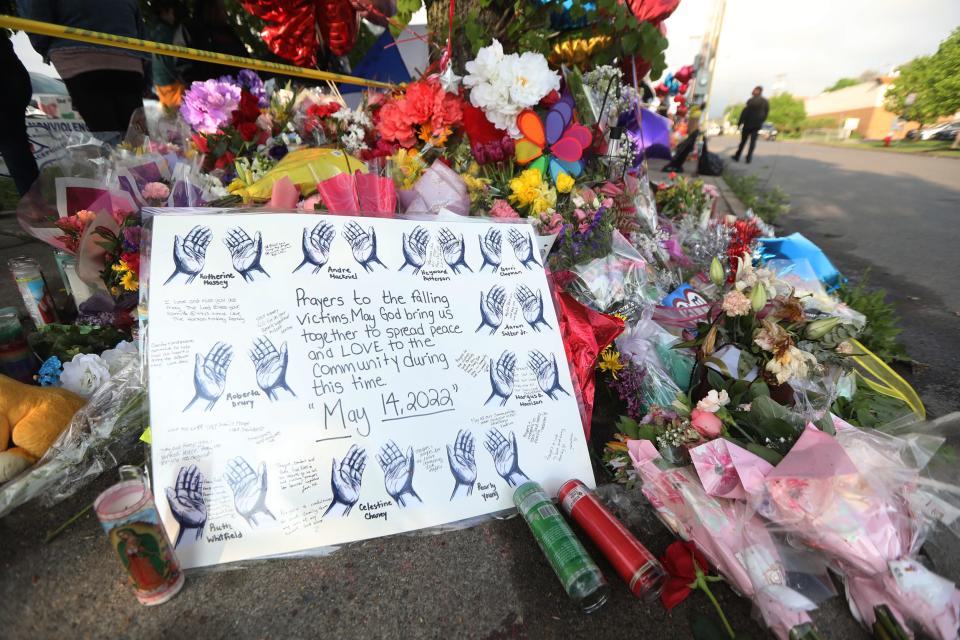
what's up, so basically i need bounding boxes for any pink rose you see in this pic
[690,409,723,439]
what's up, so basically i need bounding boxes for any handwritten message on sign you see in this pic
[147,211,594,568]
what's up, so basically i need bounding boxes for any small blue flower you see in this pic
[37,356,63,386]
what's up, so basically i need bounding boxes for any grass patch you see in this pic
[836,269,910,365]
[721,172,790,224]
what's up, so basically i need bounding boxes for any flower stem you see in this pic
[696,570,735,639]
[45,502,92,543]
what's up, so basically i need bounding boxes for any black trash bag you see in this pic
[698,137,725,176]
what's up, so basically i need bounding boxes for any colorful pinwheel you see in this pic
[514,98,592,184]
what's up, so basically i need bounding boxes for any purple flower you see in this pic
[122,226,142,253]
[610,362,648,419]
[181,79,242,134]
[235,70,267,107]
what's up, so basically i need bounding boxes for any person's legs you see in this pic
[63,70,144,136]
[110,72,146,136]
[733,129,749,160]
[0,40,39,196]
[746,129,760,162]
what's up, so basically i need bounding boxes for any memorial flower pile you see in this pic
[8,38,958,640]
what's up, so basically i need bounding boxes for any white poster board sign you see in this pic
[147,211,595,569]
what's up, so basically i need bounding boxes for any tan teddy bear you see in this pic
[0,374,86,483]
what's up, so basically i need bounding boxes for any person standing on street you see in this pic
[732,86,769,164]
[18,0,148,144]
[0,32,39,196]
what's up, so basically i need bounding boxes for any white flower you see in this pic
[738,403,752,412]
[464,40,559,137]
[734,254,790,298]
[696,389,730,413]
[61,353,111,398]
[274,88,294,108]
[765,346,819,384]
[101,340,138,375]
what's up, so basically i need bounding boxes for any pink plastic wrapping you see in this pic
[748,421,960,639]
[628,439,829,639]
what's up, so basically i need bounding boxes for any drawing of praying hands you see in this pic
[528,350,569,400]
[225,227,270,282]
[508,227,541,269]
[165,225,211,284]
[476,285,506,334]
[249,336,296,401]
[439,227,472,273]
[294,221,336,273]
[485,350,516,406]
[344,221,387,272]
[378,441,421,507]
[478,227,502,272]
[165,464,206,547]
[226,457,275,527]
[515,285,551,332]
[447,430,476,500]
[184,342,232,412]
[323,444,367,517]
[484,429,529,487]
[399,225,430,274]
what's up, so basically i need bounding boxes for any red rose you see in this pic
[237,121,259,142]
[233,90,261,124]
[659,541,710,610]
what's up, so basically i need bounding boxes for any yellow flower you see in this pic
[120,270,138,292]
[462,174,491,205]
[555,172,575,193]
[597,347,625,379]
[390,148,425,190]
[111,260,129,273]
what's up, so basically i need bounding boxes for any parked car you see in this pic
[907,122,954,141]
[758,122,778,141]
[932,122,960,142]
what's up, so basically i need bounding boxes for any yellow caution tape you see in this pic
[0,15,395,90]
[851,339,925,419]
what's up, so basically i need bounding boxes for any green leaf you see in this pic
[748,381,770,399]
[690,612,731,640]
[814,413,835,436]
[616,415,640,439]
[750,395,792,422]
[747,443,784,466]
[706,368,727,391]
[737,351,758,380]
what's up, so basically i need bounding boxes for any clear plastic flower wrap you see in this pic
[0,355,146,518]
[746,418,960,640]
[616,309,691,405]
[565,230,662,322]
[628,438,834,639]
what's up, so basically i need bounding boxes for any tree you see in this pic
[824,78,859,92]
[886,27,960,137]
[767,93,806,136]
[724,102,744,124]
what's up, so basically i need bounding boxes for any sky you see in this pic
[663,0,960,117]
[13,1,960,119]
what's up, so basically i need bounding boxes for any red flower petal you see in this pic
[660,577,692,610]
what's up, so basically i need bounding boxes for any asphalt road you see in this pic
[3,139,960,639]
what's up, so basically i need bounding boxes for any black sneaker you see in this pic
[731,155,740,162]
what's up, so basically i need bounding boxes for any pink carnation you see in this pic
[142,182,170,202]
[721,290,751,317]
[489,199,519,219]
